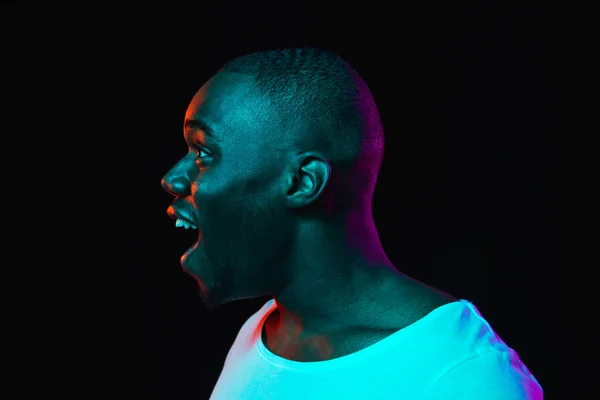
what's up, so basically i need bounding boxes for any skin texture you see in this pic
[161,71,455,361]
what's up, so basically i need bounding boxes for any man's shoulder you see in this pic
[425,350,544,399]
[383,280,458,330]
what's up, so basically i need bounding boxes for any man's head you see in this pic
[161,48,385,309]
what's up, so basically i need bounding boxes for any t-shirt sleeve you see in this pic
[423,351,543,400]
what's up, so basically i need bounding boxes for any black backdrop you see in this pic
[7,2,561,399]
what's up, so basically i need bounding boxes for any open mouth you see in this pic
[173,217,202,261]
[167,206,202,262]
[175,217,198,230]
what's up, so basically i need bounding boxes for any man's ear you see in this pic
[284,152,331,209]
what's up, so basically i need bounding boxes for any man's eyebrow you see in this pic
[184,119,220,142]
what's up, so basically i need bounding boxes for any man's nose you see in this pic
[161,172,191,196]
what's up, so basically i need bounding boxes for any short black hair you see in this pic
[221,47,384,206]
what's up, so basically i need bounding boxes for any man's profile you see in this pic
[161,48,543,399]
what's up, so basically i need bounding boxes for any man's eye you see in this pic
[194,147,210,160]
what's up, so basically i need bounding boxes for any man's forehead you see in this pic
[185,72,281,139]
[187,73,261,112]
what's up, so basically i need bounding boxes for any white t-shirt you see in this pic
[209,299,543,399]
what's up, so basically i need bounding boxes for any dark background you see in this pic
[7,1,561,399]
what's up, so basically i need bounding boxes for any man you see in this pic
[161,48,543,399]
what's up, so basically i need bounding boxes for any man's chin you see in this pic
[194,278,217,309]
[181,254,226,309]
[193,276,230,310]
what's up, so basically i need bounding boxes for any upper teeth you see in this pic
[176,218,197,230]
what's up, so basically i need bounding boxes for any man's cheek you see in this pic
[197,199,238,241]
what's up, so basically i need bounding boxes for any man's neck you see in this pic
[262,272,456,362]
[272,267,454,339]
